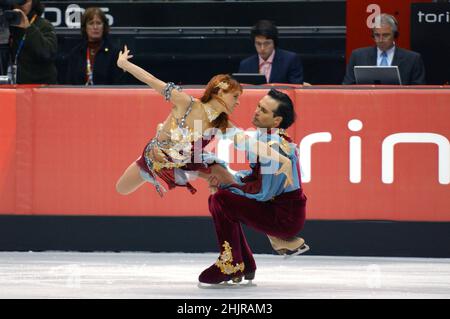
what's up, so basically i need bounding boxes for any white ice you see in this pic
[0,252,449,299]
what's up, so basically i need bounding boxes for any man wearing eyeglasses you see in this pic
[238,20,304,84]
[343,13,426,85]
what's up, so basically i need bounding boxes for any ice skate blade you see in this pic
[281,244,310,259]
[198,280,257,289]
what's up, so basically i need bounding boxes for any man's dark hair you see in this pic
[251,20,279,47]
[268,89,296,129]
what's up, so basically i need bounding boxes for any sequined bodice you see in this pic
[143,97,221,171]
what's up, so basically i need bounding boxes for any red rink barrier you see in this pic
[0,86,449,221]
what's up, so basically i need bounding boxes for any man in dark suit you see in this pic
[239,20,303,84]
[343,13,426,85]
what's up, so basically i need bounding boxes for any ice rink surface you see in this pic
[1,252,449,299]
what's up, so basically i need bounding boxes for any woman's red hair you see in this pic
[200,74,242,132]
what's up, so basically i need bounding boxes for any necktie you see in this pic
[380,51,388,66]
[260,61,271,83]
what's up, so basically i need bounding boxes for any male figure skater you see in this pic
[199,89,308,286]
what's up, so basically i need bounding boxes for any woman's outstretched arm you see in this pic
[117,45,192,109]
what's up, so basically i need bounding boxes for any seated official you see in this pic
[65,7,123,85]
[343,13,426,85]
[239,20,303,84]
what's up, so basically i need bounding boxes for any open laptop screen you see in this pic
[232,73,267,85]
[354,66,402,85]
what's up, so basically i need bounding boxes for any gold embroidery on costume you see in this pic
[203,104,221,122]
[271,129,292,155]
[151,160,184,172]
[214,241,245,275]
[280,139,291,155]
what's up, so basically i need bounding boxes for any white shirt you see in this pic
[258,49,275,83]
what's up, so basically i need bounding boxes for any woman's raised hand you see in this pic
[207,175,220,194]
[275,159,294,188]
[117,45,134,70]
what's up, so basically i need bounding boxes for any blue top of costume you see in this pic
[222,129,302,201]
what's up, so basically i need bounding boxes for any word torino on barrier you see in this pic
[0,87,449,221]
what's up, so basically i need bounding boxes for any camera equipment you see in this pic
[0,1,26,83]
[0,0,26,84]
[0,1,26,27]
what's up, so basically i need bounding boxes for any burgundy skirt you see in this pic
[136,155,216,194]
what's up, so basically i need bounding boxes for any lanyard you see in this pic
[14,14,37,65]
[86,47,94,85]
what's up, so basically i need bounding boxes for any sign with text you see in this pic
[411,3,450,84]
[0,87,449,221]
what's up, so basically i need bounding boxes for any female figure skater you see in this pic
[115,46,292,197]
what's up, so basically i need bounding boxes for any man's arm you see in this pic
[343,51,357,85]
[238,59,246,73]
[410,53,426,85]
[234,132,293,187]
[238,55,259,73]
[288,54,304,84]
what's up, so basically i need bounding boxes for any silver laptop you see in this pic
[354,66,402,85]
[232,73,267,85]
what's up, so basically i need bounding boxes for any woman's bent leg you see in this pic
[116,162,146,195]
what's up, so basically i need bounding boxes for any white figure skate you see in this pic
[268,235,310,258]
